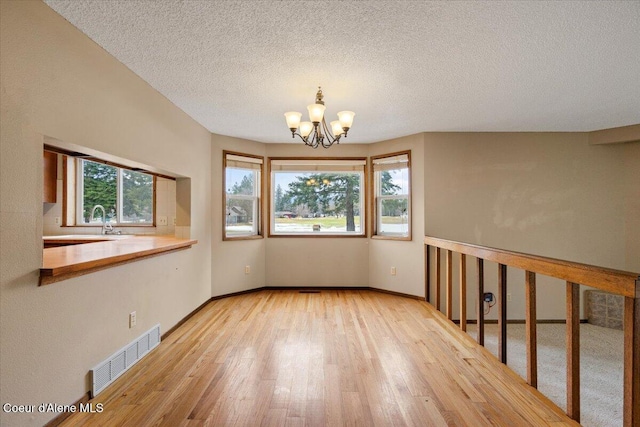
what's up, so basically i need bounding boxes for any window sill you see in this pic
[371,235,412,241]
[268,233,367,238]
[61,224,155,228]
[40,236,197,285]
[223,234,264,241]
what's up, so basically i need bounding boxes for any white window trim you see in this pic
[372,151,411,240]
[224,152,263,240]
[376,194,410,237]
[75,159,155,226]
[225,173,260,237]
[268,158,367,237]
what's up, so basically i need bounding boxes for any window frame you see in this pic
[223,150,264,241]
[74,158,157,227]
[268,157,368,238]
[371,150,412,241]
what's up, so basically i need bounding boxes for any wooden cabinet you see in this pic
[43,150,57,203]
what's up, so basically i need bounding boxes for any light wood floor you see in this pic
[61,290,579,426]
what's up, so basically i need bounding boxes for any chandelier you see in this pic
[284,87,355,149]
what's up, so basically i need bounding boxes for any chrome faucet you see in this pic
[90,205,114,234]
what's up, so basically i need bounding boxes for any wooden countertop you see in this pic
[40,235,197,285]
[43,234,133,244]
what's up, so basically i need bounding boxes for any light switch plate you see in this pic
[157,216,168,226]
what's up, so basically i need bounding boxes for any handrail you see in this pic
[424,236,638,297]
[423,235,640,427]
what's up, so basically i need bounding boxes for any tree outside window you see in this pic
[269,158,366,236]
[224,152,263,239]
[372,151,411,239]
[78,159,154,225]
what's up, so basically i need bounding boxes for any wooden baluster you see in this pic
[422,235,638,425]
[459,254,467,332]
[498,263,507,364]
[566,281,580,422]
[446,250,453,320]
[435,248,441,311]
[477,258,485,346]
[623,278,640,427]
[525,271,537,388]
[424,245,430,303]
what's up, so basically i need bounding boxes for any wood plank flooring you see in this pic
[61,290,579,426]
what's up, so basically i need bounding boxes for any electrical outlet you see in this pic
[129,311,137,328]
[171,216,176,225]
[483,292,495,303]
[390,267,397,276]
[54,216,61,225]
[507,293,512,302]
[245,265,250,275]
[157,216,168,226]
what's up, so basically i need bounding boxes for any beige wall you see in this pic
[209,140,371,292]
[422,132,636,320]
[211,134,267,296]
[264,143,370,287]
[624,142,640,272]
[210,140,371,292]
[0,2,212,426]
[368,134,426,297]
[210,137,425,293]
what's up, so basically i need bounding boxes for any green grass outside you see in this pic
[273,215,407,226]
[275,216,361,227]
[379,216,408,224]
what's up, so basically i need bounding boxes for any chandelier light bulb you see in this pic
[337,111,355,130]
[330,120,344,137]
[307,103,326,123]
[299,121,314,138]
[284,111,302,130]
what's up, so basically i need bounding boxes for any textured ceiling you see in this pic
[44,1,640,144]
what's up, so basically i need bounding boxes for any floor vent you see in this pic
[91,324,161,397]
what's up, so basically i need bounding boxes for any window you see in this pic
[76,159,155,225]
[269,158,366,236]
[372,151,411,239]
[224,151,263,239]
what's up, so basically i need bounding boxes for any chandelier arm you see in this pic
[321,118,337,146]
[311,130,320,149]
[292,131,308,145]
[322,119,333,144]
[293,131,323,149]
[315,122,324,143]
[306,133,314,148]
[326,134,338,148]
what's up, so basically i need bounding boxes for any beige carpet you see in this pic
[466,323,624,427]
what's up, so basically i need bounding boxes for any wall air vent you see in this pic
[90,324,161,397]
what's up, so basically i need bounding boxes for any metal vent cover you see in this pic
[91,324,161,397]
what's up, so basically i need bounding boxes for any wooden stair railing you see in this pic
[424,236,640,427]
